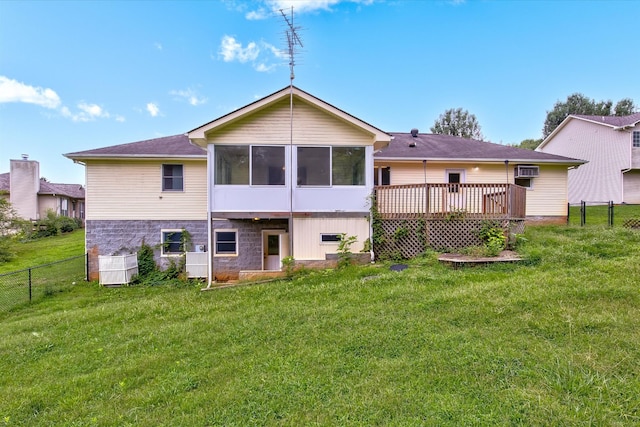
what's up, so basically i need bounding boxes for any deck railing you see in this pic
[374,183,526,219]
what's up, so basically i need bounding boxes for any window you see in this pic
[633,131,640,148]
[162,164,183,191]
[215,145,285,185]
[321,233,343,243]
[60,199,68,216]
[515,178,533,189]
[297,146,365,186]
[215,146,249,185]
[252,146,285,185]
[214,230,238,256]
[332,147,365,185]
[162,230,184,255]
[298,147,330,186]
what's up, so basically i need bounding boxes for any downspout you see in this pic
[206,147,214,287]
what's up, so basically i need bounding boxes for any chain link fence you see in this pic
[568,202,640,227]
[0,254,88,314]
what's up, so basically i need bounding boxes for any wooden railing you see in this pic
[374,183,526,219]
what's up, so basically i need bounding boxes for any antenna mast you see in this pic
[280,7,303,84]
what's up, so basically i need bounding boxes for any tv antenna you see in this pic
[280,7,303,84]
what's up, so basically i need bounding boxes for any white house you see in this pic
[537,113,640,204]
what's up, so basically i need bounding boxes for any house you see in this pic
[66,86,584,283]
[536,113,640,204]
[0,157,85,222]
[64,134,208,280]
[374,131,585,222]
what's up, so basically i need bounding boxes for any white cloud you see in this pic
[0,75,126,123]
[217,36,286,73]
[146,102,160,117]
[0,76,61,109]
[246,0,374,18]
[115,115,126,122]
[154,42,163,50]
[60,102,111,122]
[219,35,260,63]
[170,88,207,106]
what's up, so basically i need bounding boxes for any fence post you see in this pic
[581,200,586,226]
[85,252,90,282]
[28,268,32,302]
[608,201,614,227]
[567,202,570,225]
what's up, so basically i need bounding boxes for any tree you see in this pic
[0,199,29,262]
[614,98,637,116]
[512,138,543,151]
[430,108,483,140]
[543,93,637,138]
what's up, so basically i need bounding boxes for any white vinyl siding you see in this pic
[205,98,373,147]
[293,217,369,260]
[377,161,569,217]
[85,160,207,220]
[539,119,631,203]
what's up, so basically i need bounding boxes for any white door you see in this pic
[263,231,289,271]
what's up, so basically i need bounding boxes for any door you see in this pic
[445,170,466,211]
[263,231,289,271]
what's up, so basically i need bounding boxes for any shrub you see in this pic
[476,220,506,257]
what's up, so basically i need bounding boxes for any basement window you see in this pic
[161,229,184,256]
[321,233,343,243]
[214,230,238,256]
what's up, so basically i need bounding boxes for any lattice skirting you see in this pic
[374,219,525,260]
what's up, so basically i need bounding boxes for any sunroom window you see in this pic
[215,145,285,185]
[297,146,365,186]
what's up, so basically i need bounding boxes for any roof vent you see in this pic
[21,154,29,160]
[410,128,419,137]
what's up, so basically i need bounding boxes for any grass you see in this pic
[568,203,640,227]
[1,224,639,425]
[0,229,85,274]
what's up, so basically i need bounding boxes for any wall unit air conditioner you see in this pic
[515,165,539,178]
[194,244,206,252]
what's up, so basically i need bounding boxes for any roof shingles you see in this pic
[377,132,584,164]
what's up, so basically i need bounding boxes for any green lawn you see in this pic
[568,203,640,227]
[1,225,639,425]
[0,229,85,274]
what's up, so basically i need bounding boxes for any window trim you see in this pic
[162,164,184,192]
[633,131,640,148]
[214,229,239,257]
[161,229,185,257]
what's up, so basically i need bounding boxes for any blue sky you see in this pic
[1,0,638,185]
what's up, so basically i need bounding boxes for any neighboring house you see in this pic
[64,134,208,280]
[66,86,584,283]
[0,157,85,221]
[375,131,585,221]
[536,113,640,204]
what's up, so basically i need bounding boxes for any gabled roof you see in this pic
[0,172,84,199]
[39,181,85,199]
[188,85,391,146]
[376,132,585,165]
[64,134,206,160]
[538,112,640,150]
[571,112,640,129]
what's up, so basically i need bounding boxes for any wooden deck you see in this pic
[375,183,526,220]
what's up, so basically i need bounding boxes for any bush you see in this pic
[28,210,81,239]
[476,220,506,257]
